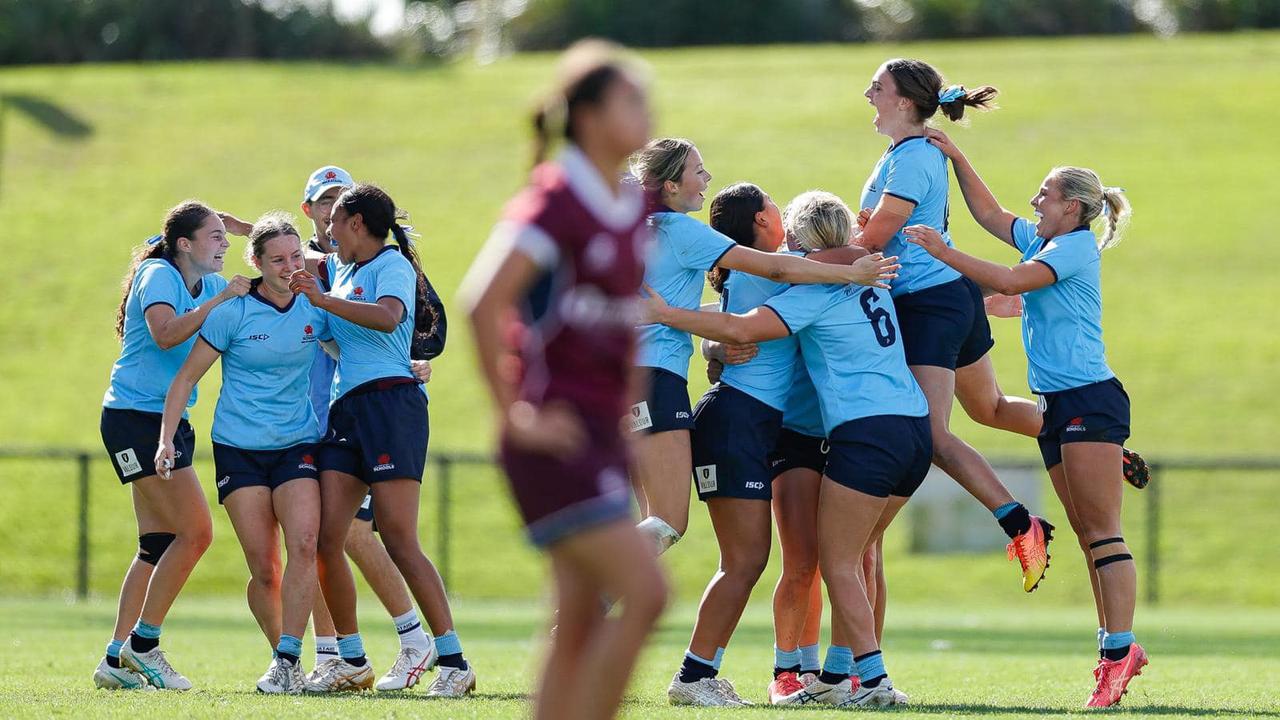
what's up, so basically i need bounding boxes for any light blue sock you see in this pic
[712,647,725,670]
[993,502,1020,520]
[822,645,853,676]
[434,630,463,656]
[276,634,303,660]
[800,643,820,672]
[1102,630,1135,650]
[337,633,365,660]
[132,620,161,639]
[855,650,886,682]
[1097,627,1106,651]
[106,639,124,660]
[774,646,802,670]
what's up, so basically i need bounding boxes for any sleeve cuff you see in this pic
[883,191,920,206]
[761,304,793,335]
[707,244,735,272]
[1032,259,1059,282]
[197,333,225,354]
[141,301,176,315]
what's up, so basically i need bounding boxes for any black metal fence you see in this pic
[2,447,1277,604]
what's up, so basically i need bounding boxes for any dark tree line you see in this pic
[2,0,1276,65]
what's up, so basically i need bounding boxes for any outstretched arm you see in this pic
[925,129,1018,248]
[641,285,789,346]
[718,244,897,289]
[905,226,1054,295]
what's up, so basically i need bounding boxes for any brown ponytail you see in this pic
[114,200,214,341]
[706,182,767,294]
[883,58,998,123]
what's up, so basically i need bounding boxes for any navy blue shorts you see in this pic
[893,277,994,370]
[691,384,783,502]
[1037,377,1131,469]
[825,415,932,498]
[212,442,319,504]
[320,380,429,484]
[100,408,195,484]
[769,428,828,477]
[629,367,694,434]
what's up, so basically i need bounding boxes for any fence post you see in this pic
[77,452,90,600]
[436,454,452,592]
[1145,464,1159,605]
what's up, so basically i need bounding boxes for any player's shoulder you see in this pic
[206,292,246,326]
[135,257,178,283]
[891,137,944,165]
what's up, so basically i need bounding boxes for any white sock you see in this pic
[392,609,432,652]
[315,635,339,659]
[636,516,681,556]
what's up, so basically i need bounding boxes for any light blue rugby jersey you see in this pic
[716,255,801,411]
[324,246,418,403]
[780,357,825,437]
[636,211,736,379]
[199,288,330,450]
[765,283,928,436]
[307,238,338,433]
[103,258,229,415]
[860,136,961,297]
[1012,218,1115,394]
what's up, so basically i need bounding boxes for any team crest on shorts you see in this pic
[114,449,142,476]
[628,401,653,432]
[695,464,718,493]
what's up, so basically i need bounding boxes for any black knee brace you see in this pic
[138,532,177,566]
[1089,536,1132,568]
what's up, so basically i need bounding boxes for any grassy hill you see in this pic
[1,34,1278,603]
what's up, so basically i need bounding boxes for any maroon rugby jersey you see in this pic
[489,146,650,422]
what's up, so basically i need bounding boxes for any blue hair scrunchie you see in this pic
[144,234,163,246]
[938,85,966,104]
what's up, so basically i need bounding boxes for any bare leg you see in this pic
[771,467,822,654]
[541,521,668,720]
[315,470,369,635]
[686,498,772,659]
[223,486,283,646]
[912,365,1016,511]
[1062,443,1135,634]
[110,482,167,642]
[345,519,415,619]
[630,429,693,538]
[273,477,320,641]
[133,467,213,627]
[534,555,606,720]
[954,354,1041,437]
[370,479,454,636]
[1049,464,1105,628]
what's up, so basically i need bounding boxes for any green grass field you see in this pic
[1,32,1279,720]
[1,596,1276,719]
[1,34,1279,605]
